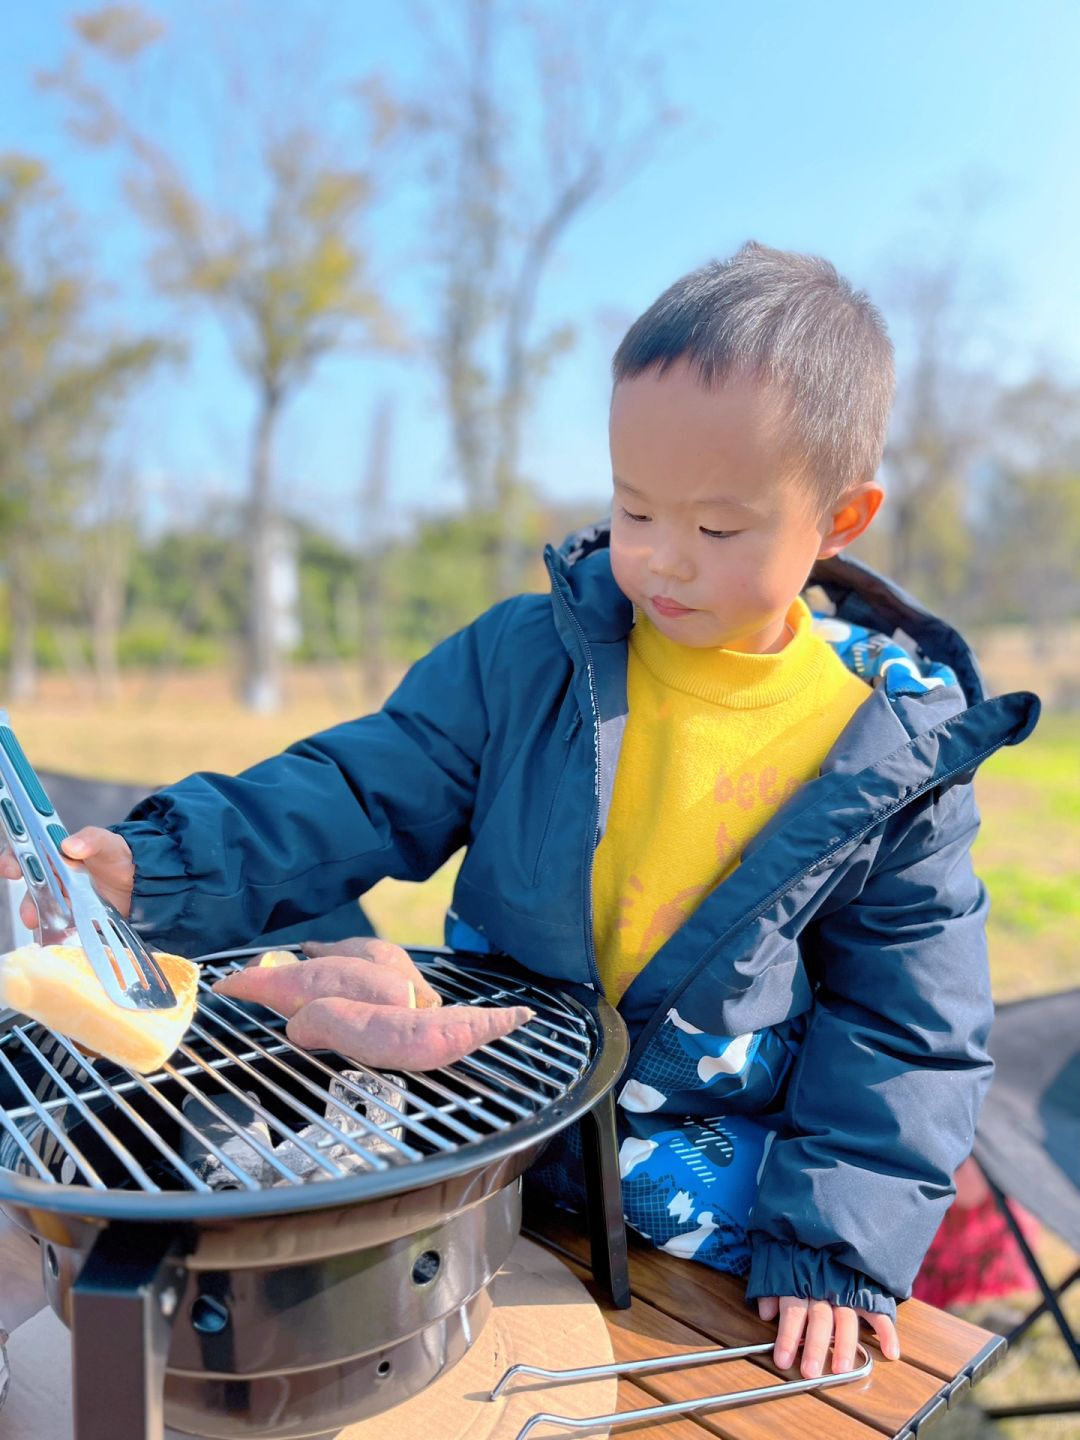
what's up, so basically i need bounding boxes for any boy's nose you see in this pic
[647,545,694,582]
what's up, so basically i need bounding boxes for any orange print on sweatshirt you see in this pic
[636,884,710,963]
[714,765,800,813]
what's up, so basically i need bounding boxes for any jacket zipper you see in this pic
[624,734,1016,1074]
[551,576,603,994]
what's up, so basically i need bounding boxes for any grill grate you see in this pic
[0,950,593,1198]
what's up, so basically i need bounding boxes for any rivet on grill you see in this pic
[375,1360,392,1381]
[411,1250,441,1286]
[160,1286,179,1319]
[191,1295,230,1335]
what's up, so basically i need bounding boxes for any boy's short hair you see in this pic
[612,241,895,505]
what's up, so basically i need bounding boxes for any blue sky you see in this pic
[4,0,1079,543]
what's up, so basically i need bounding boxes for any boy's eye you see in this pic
[620,506,650,523]
[700,527,739,540]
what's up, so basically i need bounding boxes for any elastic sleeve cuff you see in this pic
[111,820,201,952]
[745,1239,898,1319]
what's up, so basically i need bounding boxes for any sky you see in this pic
[3,0,1080,544]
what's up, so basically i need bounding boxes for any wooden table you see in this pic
[525,1213,1006,1440]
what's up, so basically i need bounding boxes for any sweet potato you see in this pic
[211,954,415,1016]
[301,937,442,1009]
[286,996,535,1072]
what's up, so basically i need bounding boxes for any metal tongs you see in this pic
[0,712,177,1011]
[491,1338,874,1438]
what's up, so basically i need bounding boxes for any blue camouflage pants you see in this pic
[526,1109,775,1279]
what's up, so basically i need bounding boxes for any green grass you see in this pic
[981,869,1080,934]
[979,712,1076,784]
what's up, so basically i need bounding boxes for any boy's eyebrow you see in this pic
[613,476,760,514]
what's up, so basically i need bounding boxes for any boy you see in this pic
[2,243,1038,1379]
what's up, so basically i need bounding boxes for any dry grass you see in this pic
[6,659,1079,1434]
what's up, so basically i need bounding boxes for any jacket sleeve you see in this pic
[745,780,993,1319]
[115,607,505,956]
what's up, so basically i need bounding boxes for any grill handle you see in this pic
[71,1224,186,1440]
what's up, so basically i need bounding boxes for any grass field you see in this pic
[6,660,1079,1435]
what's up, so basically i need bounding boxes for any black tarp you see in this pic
[974,987,1080,1253]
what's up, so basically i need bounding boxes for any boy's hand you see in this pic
[757,1295,900,1376]
[0,827,136,930]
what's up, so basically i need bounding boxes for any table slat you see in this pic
[618,1379,716,1437]
[884,1297,1003,1382]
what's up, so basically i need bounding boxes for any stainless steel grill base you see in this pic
[37,1180,518,1436]
[0,948,630,1440]
[165,1290,494,1439]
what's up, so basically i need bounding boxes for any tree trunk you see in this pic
[7,543,37,702]
[889,489,920,591]
[490,165,601,601]
[360,396,393,702]
[244,388,283,712]
[90,570,123,703]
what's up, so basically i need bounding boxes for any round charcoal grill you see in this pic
[0,947,628,1440]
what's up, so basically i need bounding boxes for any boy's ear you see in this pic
[816,482,884,559]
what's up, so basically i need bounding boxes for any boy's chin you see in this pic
[644,607,724,647]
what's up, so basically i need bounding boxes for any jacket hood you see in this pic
[549,518,989,708]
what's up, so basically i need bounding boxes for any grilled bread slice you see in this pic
[0,943,198,1074]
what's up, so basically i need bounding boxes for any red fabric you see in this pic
[913,1161,1041,1309]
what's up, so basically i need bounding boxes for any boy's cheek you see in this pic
[608,546,637,601]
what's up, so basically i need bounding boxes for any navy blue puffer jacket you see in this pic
[118,525,1039,1315]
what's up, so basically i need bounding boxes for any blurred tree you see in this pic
[877,182,1004,615]
[383,507,499,661]
[881,262,997,613]
[0,153,162,699]
[373,0,677,600]
[975,374,1080,641]
[293,523,362,663]
[46,4,400,711]
[127,514,247,652]
[83,464,137,699]
[358,395,394,698]
[977,467,1080,637]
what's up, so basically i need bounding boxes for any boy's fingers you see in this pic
[0,846,39,930]
[757,1296,779,1322]
[800,1300,834,1379]
[60,826,115,860]
[773,1296,807,1370]
[859,1309,901,1361]
[831,1307,859,1373]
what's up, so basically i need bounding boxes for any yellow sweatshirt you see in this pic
[593,598,871,1004]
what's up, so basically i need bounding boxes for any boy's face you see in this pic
[609,363,840,653]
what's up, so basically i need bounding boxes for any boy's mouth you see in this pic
[650,596,696,617]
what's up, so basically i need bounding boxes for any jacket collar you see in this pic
[547,519,988,708]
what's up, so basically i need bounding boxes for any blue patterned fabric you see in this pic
[810,615,957,696]
[526,1106,770,1278]
[618,1112,773,1273]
